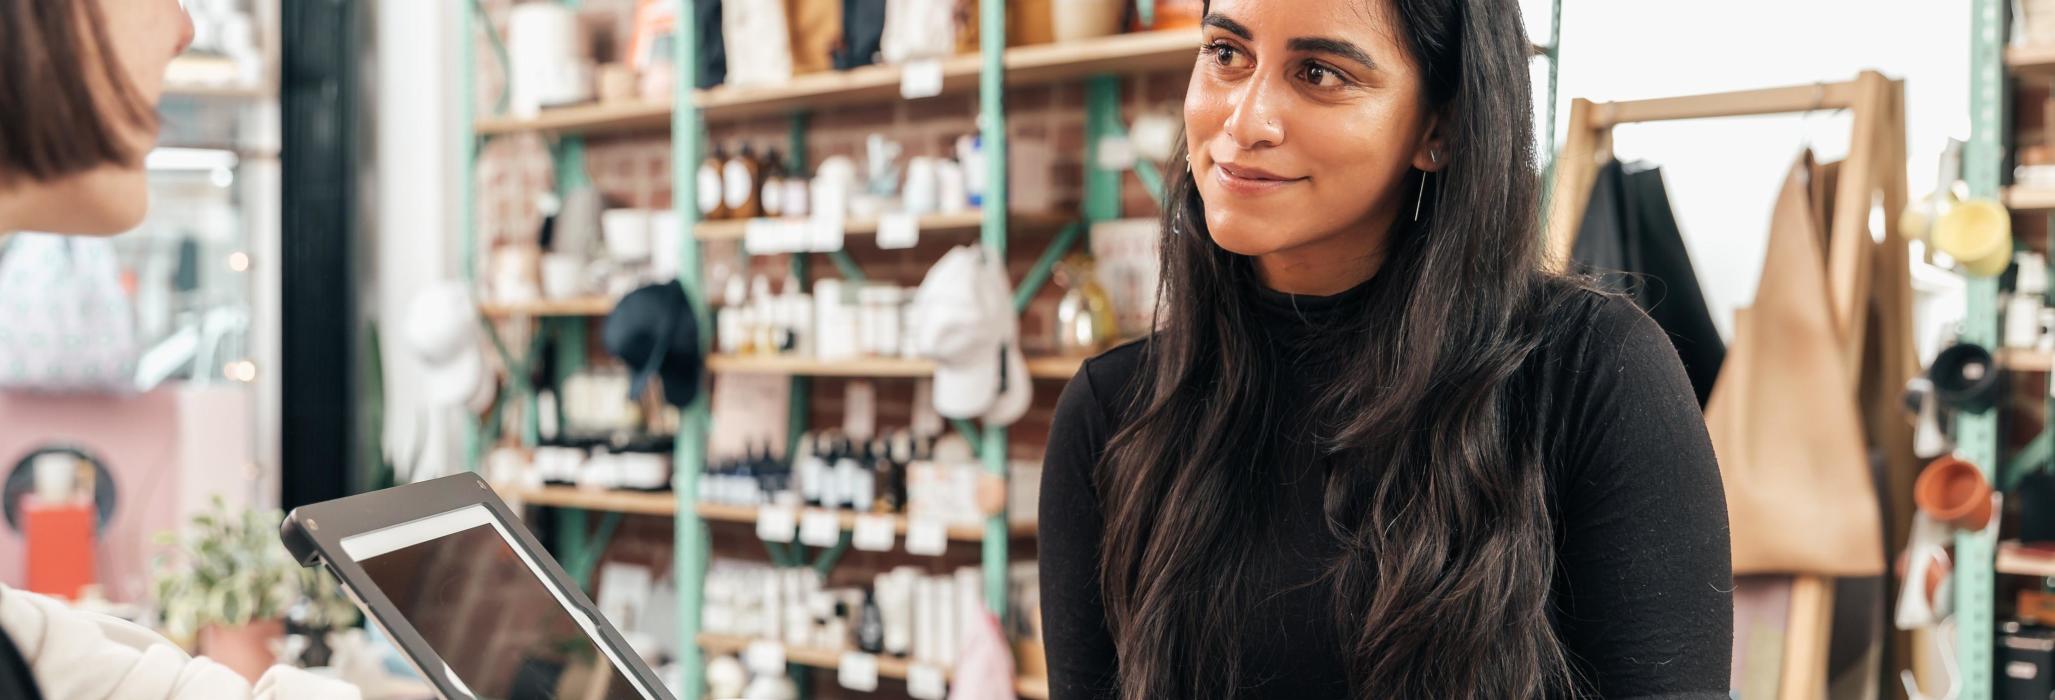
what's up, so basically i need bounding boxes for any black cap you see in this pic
[603,282,703,407]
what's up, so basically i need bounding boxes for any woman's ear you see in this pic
[1411,115,1447,172]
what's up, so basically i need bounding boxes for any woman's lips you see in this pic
[1212,162,1306,195]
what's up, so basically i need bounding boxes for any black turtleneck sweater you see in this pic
[1037,282,1732,699]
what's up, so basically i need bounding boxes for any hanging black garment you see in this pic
[695,0,727,89]
[834,0,886,70]
[1572,159,1726,406]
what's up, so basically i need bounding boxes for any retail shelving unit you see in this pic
[458,1,1192,697]
[459,2,1572,697]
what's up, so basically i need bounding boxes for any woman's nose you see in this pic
[175,3,196,56]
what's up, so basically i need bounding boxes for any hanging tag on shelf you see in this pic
[1095,135,1139,171]
[744,640,787,675]
[905,516,948,556]
[744,218,779,255]
[809,216,846,253]
[799,508,843,547]
[756,504,798,543]
[900,59,945,100]
[877,212,921,250]
[852,513,896,552]
[838,651,880,692]
[907,663,948,699]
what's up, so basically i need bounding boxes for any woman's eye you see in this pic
[1302,62,1345,87]
[1201,42,1246,69]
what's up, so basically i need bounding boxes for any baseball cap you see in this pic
[603,282,704,408]
[404,282,487,408]
[911,246,1032,425]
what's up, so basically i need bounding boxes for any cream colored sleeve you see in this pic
[0,584,361,700]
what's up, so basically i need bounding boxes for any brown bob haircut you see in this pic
[0,0,157,186]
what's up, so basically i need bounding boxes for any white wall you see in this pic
[369,0,464,479]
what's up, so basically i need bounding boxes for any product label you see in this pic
[838,652,881,692]
[761,177,785,216]
[799,508,843,547]
[844,381,877,440]
[723,161,756,210]
[724,160,754,210]
[852,514,896,552]
[697,165,723,214]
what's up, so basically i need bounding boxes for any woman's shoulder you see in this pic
[1050,338,1151,439]
[1528,277,1671,370]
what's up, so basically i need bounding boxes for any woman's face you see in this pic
[1185,0,1441,266]
[47,0,195,234]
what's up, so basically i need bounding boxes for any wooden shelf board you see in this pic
[474,100,674,136]
[1025,356,1087,380]
[504,485,680,516]
[709,354,1085,380]
[2008,186,2055,212]
[2002,348,2055,373]
[695,503,1033,541]
[2009,44,2055,74]
[709,355,935,378]
[1999,541,2055,578]
[696,633,1050,697]
[694,30,1199,121]
[693,211,1071,243]
[480,297,617,319]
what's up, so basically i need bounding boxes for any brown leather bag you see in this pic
[787,0,841,75]
[1705,153,1886,576]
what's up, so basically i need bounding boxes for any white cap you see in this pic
[912,247,1000,419]
[404,281,486,408]
[911,246,1032,425]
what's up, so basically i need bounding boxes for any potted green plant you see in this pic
[150,497,309,682]
[287,562,360,668]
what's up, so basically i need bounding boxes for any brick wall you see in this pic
[474,2,1186,466]
[474,5,1182,693]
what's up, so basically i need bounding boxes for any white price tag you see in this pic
[900,59,944,100]
[876,212,921,250]
[744,640,787,675]
[1094,134,1139,171]
[905,516,949,556]
[837,652,880,692]
[906,663,948,699]
[743,218,779,255]
[799,508,843,547]
[809,216,846,253]
[756,504,797,543]
[781,220,812,253]
[852,513,896,552]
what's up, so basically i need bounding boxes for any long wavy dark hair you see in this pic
[1094,0,1593,697]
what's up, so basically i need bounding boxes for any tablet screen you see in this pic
[340,505,652,700]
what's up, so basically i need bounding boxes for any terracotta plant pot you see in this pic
[197,618,284,683]
[1915,455,1995,531]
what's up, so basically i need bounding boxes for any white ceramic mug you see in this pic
[541,254,586,299]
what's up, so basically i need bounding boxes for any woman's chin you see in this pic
[1204,211,1300,257]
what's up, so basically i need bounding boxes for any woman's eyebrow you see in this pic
[1289,37,1380,72]
[1203,14,1254,40]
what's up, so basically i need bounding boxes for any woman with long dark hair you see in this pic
[1038,1,1732,698]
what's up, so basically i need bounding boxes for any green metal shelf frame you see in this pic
[1963,1,2003,697]
[457,1,1571,697]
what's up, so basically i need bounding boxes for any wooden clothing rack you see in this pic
[1545,71,1914,700]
